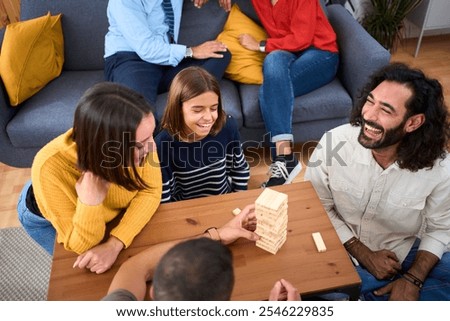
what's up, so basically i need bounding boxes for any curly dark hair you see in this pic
[350,62,449,171]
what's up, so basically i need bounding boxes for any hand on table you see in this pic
[73,236,124,274]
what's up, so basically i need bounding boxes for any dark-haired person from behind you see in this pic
[17,82,162,274]
[305,62,450,300]
[102,205,300,301]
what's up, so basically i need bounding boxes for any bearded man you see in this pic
[305,62,450,301]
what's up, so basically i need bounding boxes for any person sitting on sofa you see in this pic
[104,0,232,106]
[17,82,162,274]
[238,0,339,187]
[305,63,450,300]
[102,205,300,301]
[156,66,250,203]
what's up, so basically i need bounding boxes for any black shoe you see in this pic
[262,154,302,188]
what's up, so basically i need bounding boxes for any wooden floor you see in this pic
[1,34,449,229]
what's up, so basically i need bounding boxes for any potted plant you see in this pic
[362,0,423,51]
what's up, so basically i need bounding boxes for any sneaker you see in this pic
[262,154,302,188]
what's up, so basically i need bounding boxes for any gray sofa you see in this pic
[0,0,390,168]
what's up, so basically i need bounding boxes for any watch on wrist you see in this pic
[259,40,266,53]
[185,47,193,58]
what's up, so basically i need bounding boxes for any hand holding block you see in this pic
[312,232,326,252]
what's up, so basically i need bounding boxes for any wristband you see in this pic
[259,40,266,52]
[204,227,221,243]
[185,47,193,58]
[344,237,359,249]
[402,272,424,289]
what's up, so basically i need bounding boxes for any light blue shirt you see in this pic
[104,0,186,66]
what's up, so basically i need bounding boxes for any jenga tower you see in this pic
[255,188,288,254]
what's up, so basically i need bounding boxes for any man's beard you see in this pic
[358,118,407,150]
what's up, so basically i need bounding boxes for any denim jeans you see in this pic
[357,240,450,300]
[104,51,232,106]
[259,48,339,144]
[17,181,56,255]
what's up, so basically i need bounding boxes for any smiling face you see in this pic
[358,81,414,150]
[181,91,219,141]
[134,113,156,165]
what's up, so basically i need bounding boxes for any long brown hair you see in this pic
[161,66,227,140]
[72,82,155,190]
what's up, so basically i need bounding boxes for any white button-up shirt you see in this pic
[305,124,450,263]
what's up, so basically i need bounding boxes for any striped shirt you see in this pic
[155,116,250,203]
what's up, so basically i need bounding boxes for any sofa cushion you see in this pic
[239,79,352,129]
[217,4,266,85]
[6,71,104,148]
[0,13,64,106]
[178,0,229,46]
[20,0,108,71]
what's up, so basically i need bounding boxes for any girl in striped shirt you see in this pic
[155,66,250,203]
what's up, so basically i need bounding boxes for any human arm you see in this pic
[269,279,301,301]
[226,116,250,192]
[73,151,162,274]
[374,169,450,300]
[304,130,404,278]
[31,137,118,255]
[155,133,176,203]
[304,133,356,243]
[374,250,439,301]
[106,0,186,66]
[344,237,402,280]
[105,204,259,300]
[238,33,260,52]
[71,171,123,274]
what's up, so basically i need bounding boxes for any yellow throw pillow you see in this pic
[0,12,64,106]
[217,4,266,85]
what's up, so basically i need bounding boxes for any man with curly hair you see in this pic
[305,62,450,300]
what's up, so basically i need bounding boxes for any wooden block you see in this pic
[255,188,288,211]
[254,188,289,255]
[256,231,287,255]
[232,208,241,216]
[312,232,326,253]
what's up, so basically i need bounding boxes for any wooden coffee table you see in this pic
[47,181,361,300]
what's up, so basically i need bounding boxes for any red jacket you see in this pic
[251,0,338,53]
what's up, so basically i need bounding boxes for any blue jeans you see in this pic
[259,48,339,144]
[17,181,56,255]
[357,240,450,300]
[104,51,231,106]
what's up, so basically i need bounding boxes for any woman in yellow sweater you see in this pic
[17,82,162,274]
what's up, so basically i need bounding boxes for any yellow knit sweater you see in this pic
[31,129,162,254]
